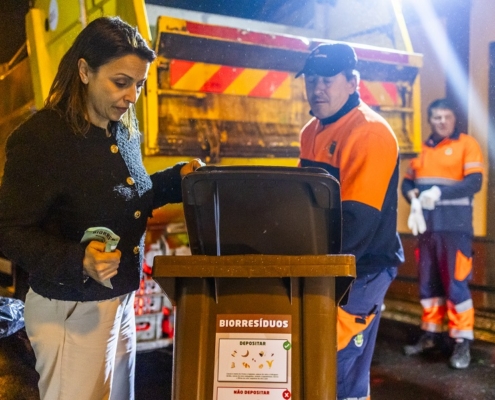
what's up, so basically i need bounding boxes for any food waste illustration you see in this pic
[230,349,277,369]
[217,339,290,383]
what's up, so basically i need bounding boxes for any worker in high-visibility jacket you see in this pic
[298,43,404,400]
[402,98,483,369]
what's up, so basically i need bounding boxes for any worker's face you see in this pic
[78,54,150,129]
[304,72,357,120]
[429,108,456,139]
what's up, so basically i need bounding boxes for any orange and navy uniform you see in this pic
[299,95,403,400]
[299,100,404,271]
[402,131,483,234]
[401,131,483,340]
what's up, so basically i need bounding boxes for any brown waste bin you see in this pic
[152,166,355,399]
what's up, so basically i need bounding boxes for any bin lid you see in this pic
[182,166,341,256]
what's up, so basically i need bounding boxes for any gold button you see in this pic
[127,177,135,185]
[133,246,140,254]
[110,145,119,153]
[134,210,141,219]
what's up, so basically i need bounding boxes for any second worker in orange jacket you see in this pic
[401,98,483,369]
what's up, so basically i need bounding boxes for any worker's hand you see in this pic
[180,158,205,177]
[418,186,441,210]
[408,198,427,236]
[83,241,121,283]
[407,189,419,201]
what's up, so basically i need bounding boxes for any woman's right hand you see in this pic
[83,241,121,283]
[180,158,205,177]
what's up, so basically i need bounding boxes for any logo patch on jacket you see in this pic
[354,332,364,347]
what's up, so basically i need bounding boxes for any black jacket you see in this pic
[0,109,185,301]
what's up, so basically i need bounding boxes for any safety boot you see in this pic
[403,331,442,356]
[449,339,471,369]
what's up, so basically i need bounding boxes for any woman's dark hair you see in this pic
[44,16,156,136]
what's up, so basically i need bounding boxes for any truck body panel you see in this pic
[0,0,422,180]
[152,15,422,165]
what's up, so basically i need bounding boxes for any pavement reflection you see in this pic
[1,318,494,399]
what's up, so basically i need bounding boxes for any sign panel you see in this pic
[213,314,292,400]
[217,387,292,400]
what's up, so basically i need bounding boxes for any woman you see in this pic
[0,16,203,400]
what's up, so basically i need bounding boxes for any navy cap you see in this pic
[296,43,357,78]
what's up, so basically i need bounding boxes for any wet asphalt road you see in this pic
[372,319,495,400]
[1,318,494,399]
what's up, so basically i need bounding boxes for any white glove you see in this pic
[408,198,427,236]
[418,186,441,210]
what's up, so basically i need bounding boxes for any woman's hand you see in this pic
[180,158,205,177]
[83,241,121,283]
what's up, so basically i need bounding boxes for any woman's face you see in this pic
[78,54,150,129]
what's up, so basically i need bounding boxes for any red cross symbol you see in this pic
[282,389,291,399]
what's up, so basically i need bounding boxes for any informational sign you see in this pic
[213,314,292,400]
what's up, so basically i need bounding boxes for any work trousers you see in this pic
[337,267,397,400]
[24,288,136,400]
[417,231,474,340]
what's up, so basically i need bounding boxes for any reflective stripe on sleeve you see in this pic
[415,177,460,186]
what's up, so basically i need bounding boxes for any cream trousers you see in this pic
[24,288,136,400]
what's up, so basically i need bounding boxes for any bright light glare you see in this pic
[409,0,488,138]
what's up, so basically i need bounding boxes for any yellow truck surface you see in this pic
[0,0,424,346]
[0,0,422,179]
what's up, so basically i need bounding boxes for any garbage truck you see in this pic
[0,0,423,240]
[0,0,422,177]
[0,0,423,346]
